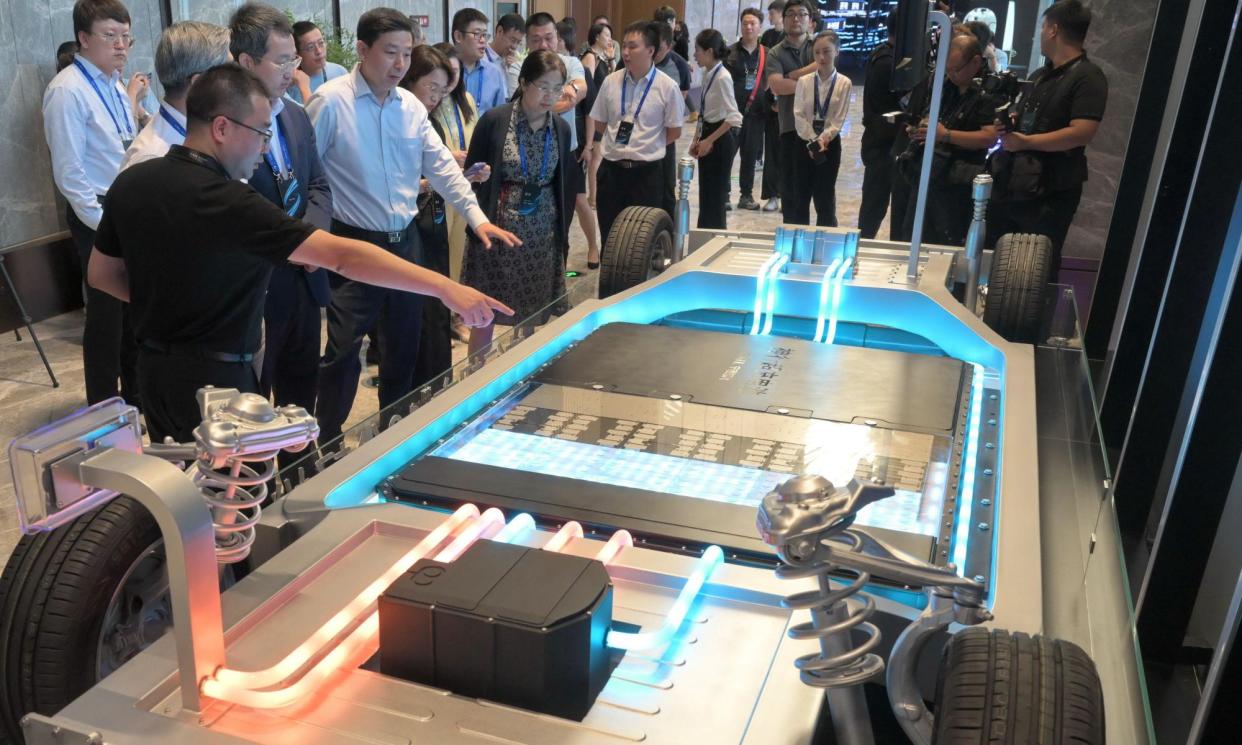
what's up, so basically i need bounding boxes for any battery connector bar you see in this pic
[605,545,724,652]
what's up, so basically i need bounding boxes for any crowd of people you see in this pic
[43,0,1106,446]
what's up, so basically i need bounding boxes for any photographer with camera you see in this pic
[790,30,851,227]
[896,33,998,245]
[987,0,1107,268]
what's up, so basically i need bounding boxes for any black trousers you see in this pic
[858,142,895,239]
[904,179,973,247]
[697,123,739,230]
[661,143,678,219]
[260,265,322,413]
[986,185,1083,274]
[762,113,781,200]
[890,158,914,242]
[597,158,665,250]
[66,206,139,406]
[316,222,424,444]
[778,131,807,224]
[139,350,257,445]
[737,112,765,201]
[412,229,453,391]
[787,136,842,227]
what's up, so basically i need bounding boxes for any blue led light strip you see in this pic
[492,512,535,544]
[813,258,843,343]
[951,364,986,573]
[748,253,782,335]
[606,545,724,651]
[760,254,791,335]
[823,257,851,345]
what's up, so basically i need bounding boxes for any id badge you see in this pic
[812,119,825,135]
[276,173,301,216]
[744,71,756,91]
[516,183,541,216]
[615,119,635,146]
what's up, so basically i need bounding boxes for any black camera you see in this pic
[978,71,1032,132]
[883,110,923,127]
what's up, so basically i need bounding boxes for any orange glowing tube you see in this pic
[594,530,633,565]
[432,507,506,561]
[210,504,480,691]
[541,521,584,552]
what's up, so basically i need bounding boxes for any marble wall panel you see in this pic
[171,1,334,30]
[339,0,446,46]
[712,0,743,41]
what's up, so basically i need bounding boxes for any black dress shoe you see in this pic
[587,261,600,270]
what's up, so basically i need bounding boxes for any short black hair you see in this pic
[623,21,659,52]
[653,19,674,50]
[56,41,79,72]
[358,7,414,46]
[966,20,993,48]
[292,20,319,43]
[186,63,268,129]
[452,7,489,37]
[768,1,786,11]
[526,12,556,31]
[741,8,765,24]
[654,6,676,24]
[695,29,727,60]
[228,3,294,63]
[496,13,524,33]
[72,0,130,38]
[784,0,811,16]
[1043,0,1091,44]
[556,20,575,49]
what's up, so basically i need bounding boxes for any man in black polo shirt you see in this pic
[88,64,512,443]
[987,0,1107,268]
[764,0,816,225]
[727,8,771,211]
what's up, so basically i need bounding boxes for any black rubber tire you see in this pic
[599,206,675,298]
[983,233,1052,344]
[932,627,1105,745]
[0,497,160,744]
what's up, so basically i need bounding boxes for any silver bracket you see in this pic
[18,713,103,745]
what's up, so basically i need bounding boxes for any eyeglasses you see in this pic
[462,29,491,42]
[267,56,302,74]
[421,82,450,96]
[785,10,811,19]
[92,31,134,48]
[222,116,273,145]
[299,39,327,52]
[530,81,565,96]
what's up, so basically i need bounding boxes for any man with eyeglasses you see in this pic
[765,0,819,224]
[230,2,334,428]
[486,13,526,96]
[307,8,520,445]
[452,8,507,116]
[87,63,513,444]
[43,0,146,408]
[287,20,349,105]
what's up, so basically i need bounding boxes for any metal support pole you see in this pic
[674,156,696,262]
[76,449,225,716]
[963,174,993,313]
[0,252,60,387]
[906,9,954,280]
[817,577,876,745]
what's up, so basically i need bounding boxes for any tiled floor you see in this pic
[0,88,887,566]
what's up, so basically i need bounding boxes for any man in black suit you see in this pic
[231,3,332,419]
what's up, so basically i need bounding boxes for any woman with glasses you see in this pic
[461,50,573,358]
[401,46,492,386]
[430,42,480,283]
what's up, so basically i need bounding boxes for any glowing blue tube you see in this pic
[492,513,536,544]
[813,258,843,343]
[951,364,986,572]
[823,258,850,345]
[606,545,724,651]
[748,253,782,335]
[760,255,790,335]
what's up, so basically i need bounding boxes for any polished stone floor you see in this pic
[0,89,885,564]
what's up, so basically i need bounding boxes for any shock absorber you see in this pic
[190,389,319,565]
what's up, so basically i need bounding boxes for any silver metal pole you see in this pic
[963,174,993,313]
[906,9,954,280]
[674,156,696,262]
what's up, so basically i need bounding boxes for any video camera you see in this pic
[980,71,1033,133]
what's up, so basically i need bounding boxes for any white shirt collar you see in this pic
[73,53,118,84]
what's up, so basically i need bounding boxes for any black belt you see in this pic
[331,219,411,245]
[605,158,661,169]
[140,340,254,363]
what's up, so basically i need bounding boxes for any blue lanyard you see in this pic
[262,116,294,177]
[517,119,554,184]
[814,71,838,121]
[73,59,133,139]
[453,103,465,148]
[699,63,724,114]
[158,105,186,137]
[621,65,658,120]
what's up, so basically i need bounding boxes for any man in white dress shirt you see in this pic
[307,7,520,444]
[121,21,231,170]
[43,0,140,406]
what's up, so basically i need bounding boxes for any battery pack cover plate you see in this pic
[379,539,613,720]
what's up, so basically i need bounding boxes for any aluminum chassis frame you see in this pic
[19,231,1041,745]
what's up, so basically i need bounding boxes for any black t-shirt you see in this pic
[1018,54,1108,189]
[725,41,770,115]
[96,146,316,354]
[861,41,905,151]
[759,28,784,49]
[908,78,996,162]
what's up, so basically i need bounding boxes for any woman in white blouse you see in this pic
[792,30,852,227]
[689,29,744,229]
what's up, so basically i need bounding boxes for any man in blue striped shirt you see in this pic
[451,8,507,115]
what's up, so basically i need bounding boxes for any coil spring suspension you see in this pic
[191,451,277,565]
[777,530,885,688]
